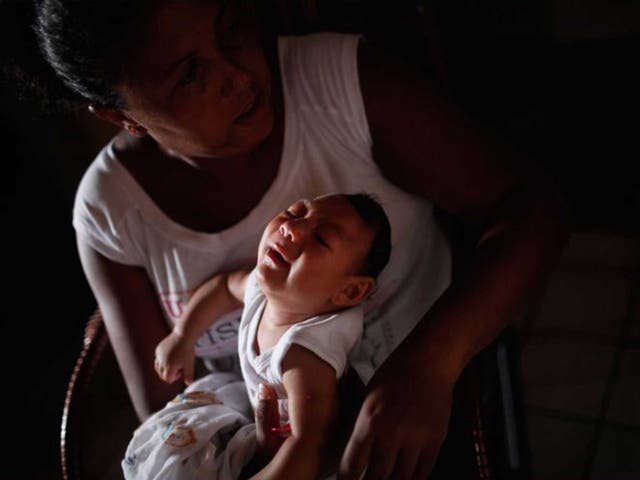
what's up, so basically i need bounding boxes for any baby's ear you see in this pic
[332,276,375,307]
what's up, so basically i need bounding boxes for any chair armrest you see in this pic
[61,309,109,480]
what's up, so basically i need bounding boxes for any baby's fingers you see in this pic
[184,360,194,385]
[155,358,179,384]
[154,358,166,380]
[166,364,183,383]
[255,384,282,462]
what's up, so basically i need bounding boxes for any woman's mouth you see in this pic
[234,90,263,124]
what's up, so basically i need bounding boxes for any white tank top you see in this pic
[73,33,451,376]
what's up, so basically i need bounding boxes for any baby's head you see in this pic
[256,193,391,316]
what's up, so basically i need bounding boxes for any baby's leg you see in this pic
[122,372,254,479]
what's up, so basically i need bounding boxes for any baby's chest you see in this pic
[255,319,287,355]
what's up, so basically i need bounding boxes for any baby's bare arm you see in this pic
[174,269,249,342]
[154,269,250,383]
[250,345,339,480]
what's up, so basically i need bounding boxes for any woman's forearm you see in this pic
[250,435,324,480]
[407,184,570,380]
[77,240,184,420]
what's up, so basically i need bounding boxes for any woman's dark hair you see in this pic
[3,1,272,112]
[33,0,155,109]
[32,0,265,110]
[343,193,392,279]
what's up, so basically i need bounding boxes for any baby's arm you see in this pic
[251,345,339,480]
[154,270,250,384]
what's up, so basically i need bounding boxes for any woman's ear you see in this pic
[332,276,376,307]
[88,105,147,136]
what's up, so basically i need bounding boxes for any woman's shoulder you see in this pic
[74,131,143,213]
[72,131,151,265]
[278,31,361,83]
[278,31,367,128]
[279,31,360,49]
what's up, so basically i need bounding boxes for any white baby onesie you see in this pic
[238,270,363,421]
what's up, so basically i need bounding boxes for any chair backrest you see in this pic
[61,310,138,480]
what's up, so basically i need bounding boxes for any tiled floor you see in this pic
[515,231,640,480]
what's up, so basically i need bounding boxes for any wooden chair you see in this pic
[61,308,530,479]
[61,310,138,480]
[61,2,530,478]
[61,179,530,480]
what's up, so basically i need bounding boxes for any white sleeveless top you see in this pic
[73,33,451,378]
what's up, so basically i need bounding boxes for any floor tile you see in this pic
[589,427,640,479]
[606,349,640,426]
[526,414,594,480]
[531,272,631,336]
[520,338,615,417]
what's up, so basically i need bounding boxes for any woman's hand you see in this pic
[338,348,454,480]
[254,384,286,463]
[239,383,285,479]
[154,331,195,385]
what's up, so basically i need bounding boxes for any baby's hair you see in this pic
[342,193,391,279]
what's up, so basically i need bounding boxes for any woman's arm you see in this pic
[77,239,182,421]
[338,42,571,479]
[251,345,339,480]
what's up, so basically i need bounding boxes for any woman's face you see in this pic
[117,1,274,159]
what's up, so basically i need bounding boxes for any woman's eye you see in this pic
[177,59,199,87]
[314,233,329,249]
[284,210,296,218]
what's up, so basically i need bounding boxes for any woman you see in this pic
[36,0,569,478]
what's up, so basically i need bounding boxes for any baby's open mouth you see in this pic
[265,246,290,269]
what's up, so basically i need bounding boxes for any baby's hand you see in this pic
[154,331,195,385]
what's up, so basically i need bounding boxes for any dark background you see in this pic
[1,0,638,478]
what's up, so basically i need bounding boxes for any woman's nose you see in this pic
[219,60,252,99]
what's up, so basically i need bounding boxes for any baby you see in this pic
[154,193,391,479]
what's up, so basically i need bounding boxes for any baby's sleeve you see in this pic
[270,306,364,381]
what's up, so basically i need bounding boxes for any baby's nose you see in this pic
[279,223,292,241]
[279,220,308,243]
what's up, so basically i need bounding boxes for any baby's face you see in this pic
[256,195,375,315]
